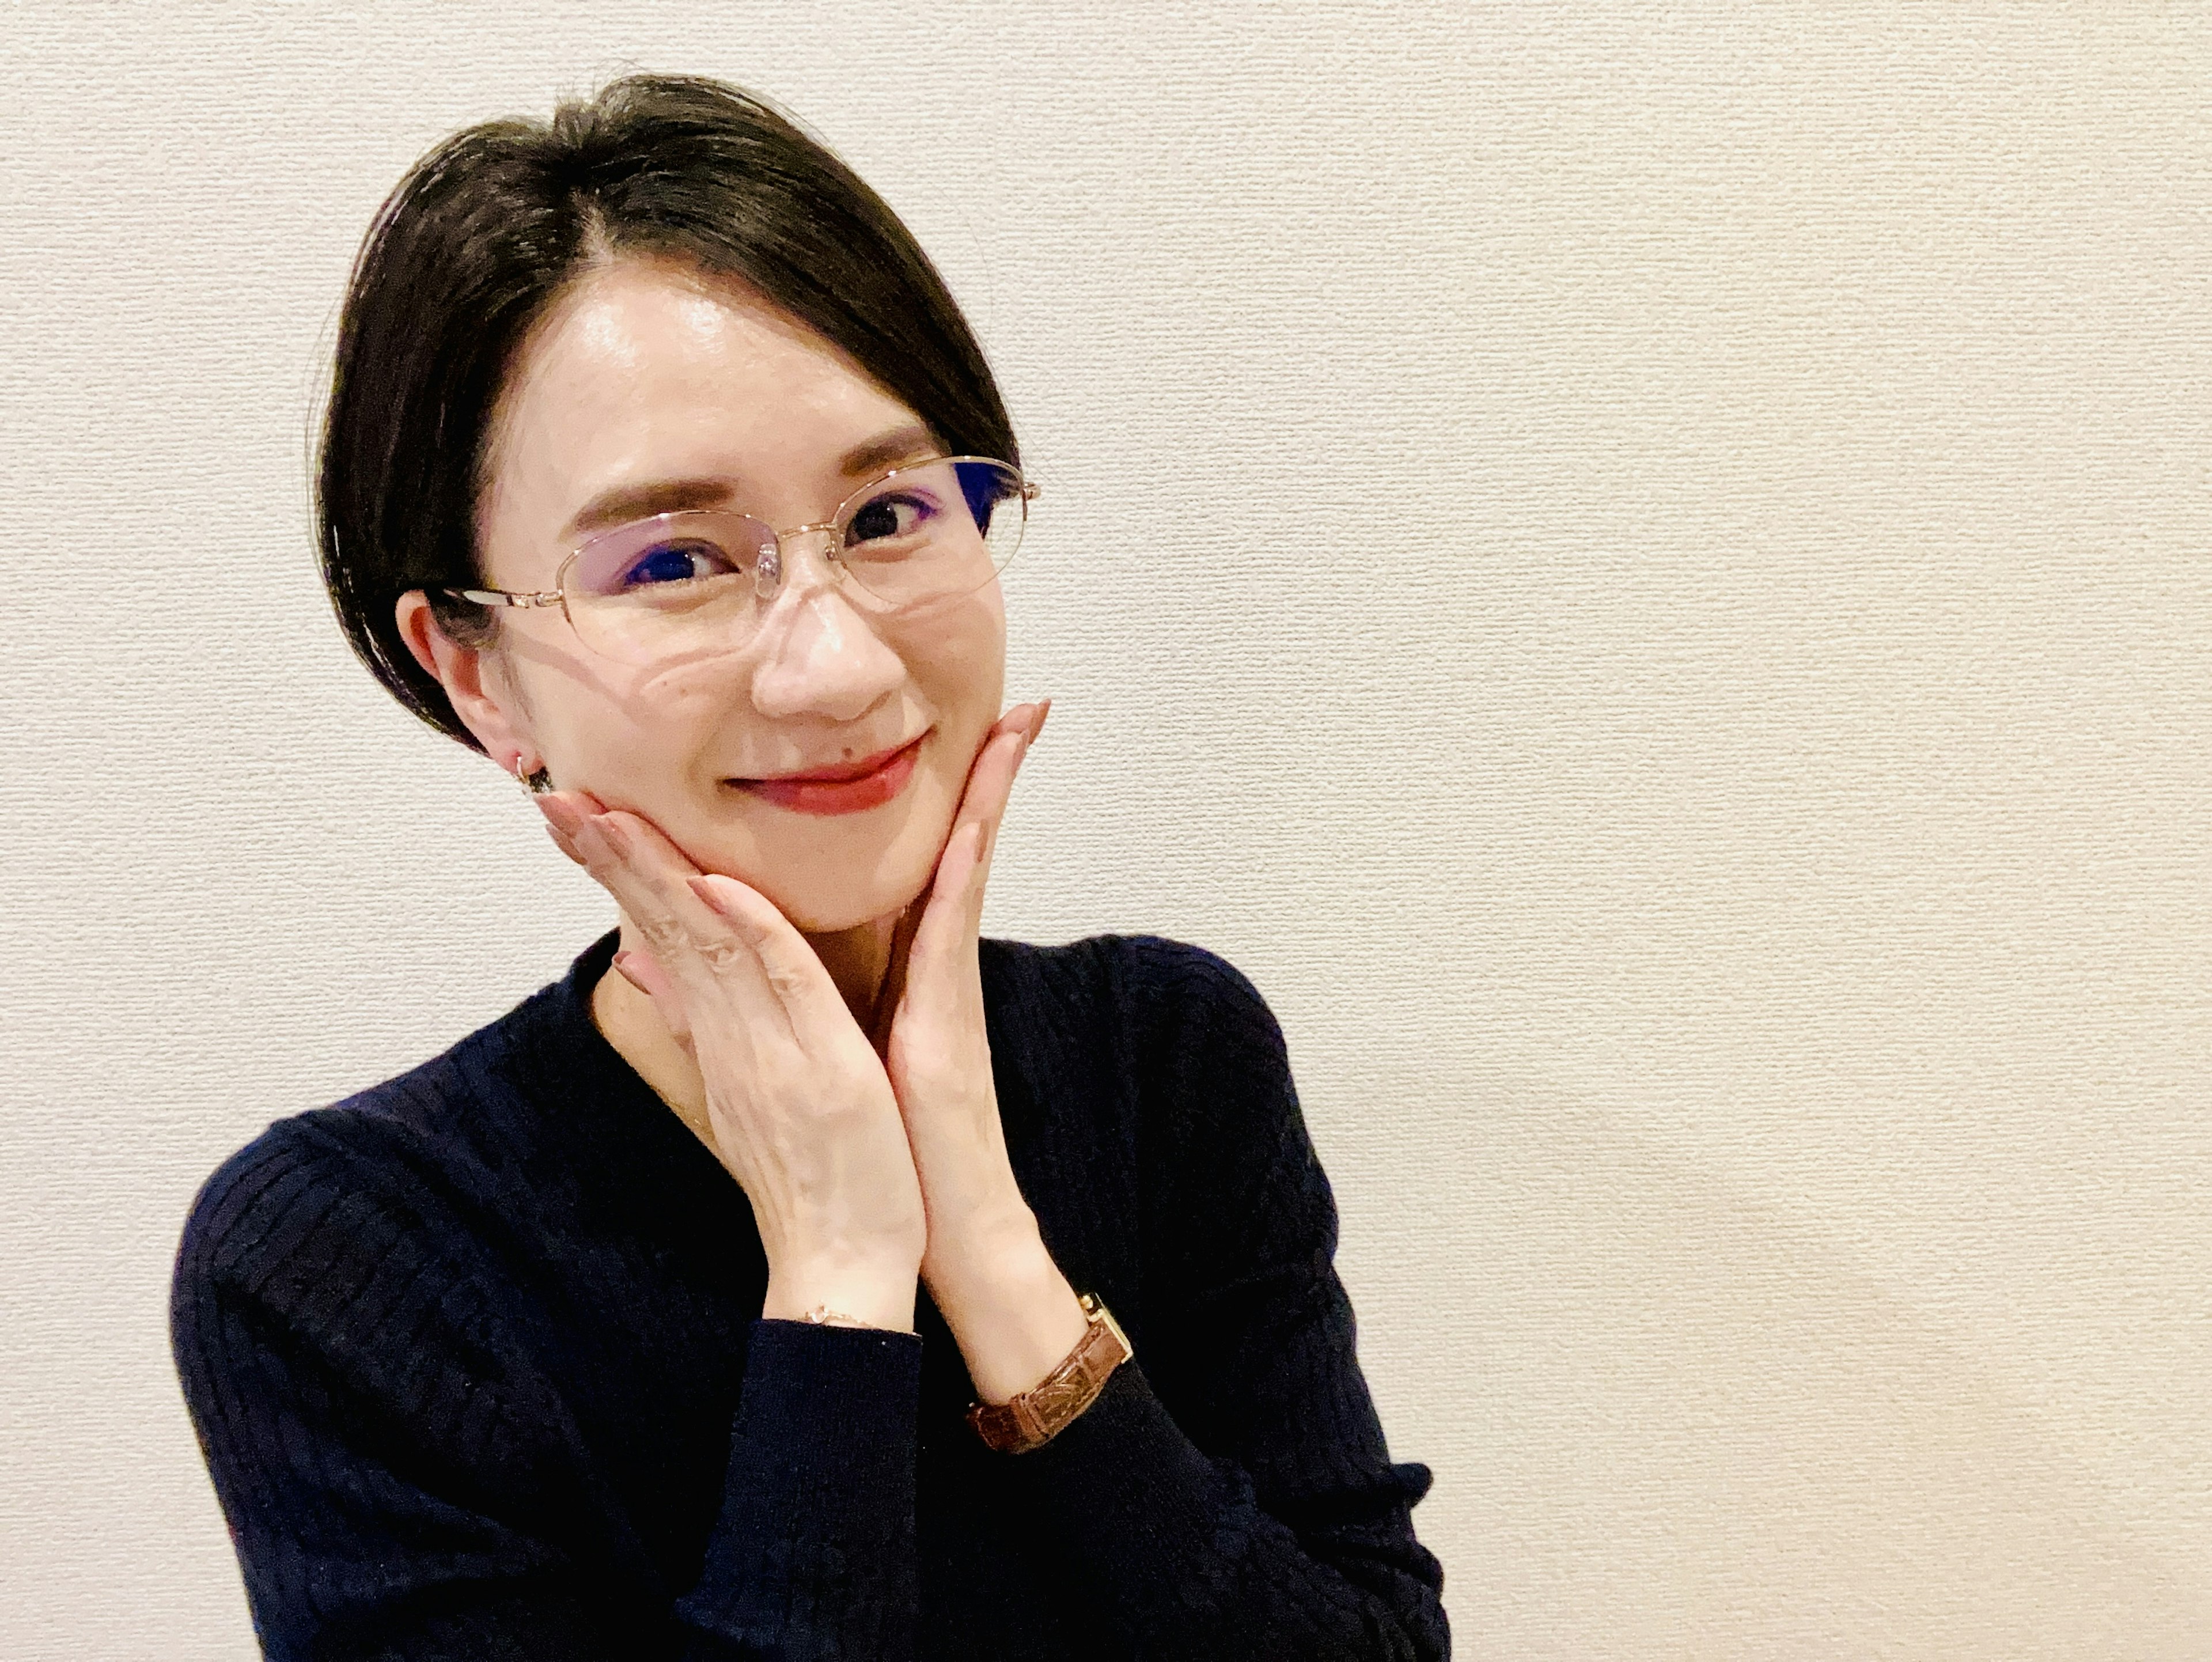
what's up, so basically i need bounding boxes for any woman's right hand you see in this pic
[537,792,927,1333]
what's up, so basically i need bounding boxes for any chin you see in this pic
[740,821,944,936]
[771,887,910,936]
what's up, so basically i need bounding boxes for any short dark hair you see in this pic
[318,73,1018,749]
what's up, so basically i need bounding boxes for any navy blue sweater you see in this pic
[171,930,1449,1659]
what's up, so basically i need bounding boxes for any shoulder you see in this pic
[168,1017,579,1470]
[981,932,1283,1050]
[171,1108,446,1372]
[980,932,1299,1161]
[171,994,540,1328]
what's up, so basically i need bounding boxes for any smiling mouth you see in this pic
[725,733,927,815]
[737,736,923,786]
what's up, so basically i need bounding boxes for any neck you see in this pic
[800,913,904,1031]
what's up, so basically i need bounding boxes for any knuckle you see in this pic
[699,938,752,974]
[763,963,811,1002]
[637,913,685,952]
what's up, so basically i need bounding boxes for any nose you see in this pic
[745,528,905,723]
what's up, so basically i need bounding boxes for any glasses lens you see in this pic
[563,512,775,665]
[837,458,1027,608]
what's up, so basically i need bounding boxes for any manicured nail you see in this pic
[543,824,584,866]
[686,873,726,914]
[593,815,632,857]
[612,951,649,994]
[1028,698,1051,744]
[537,793,584,835]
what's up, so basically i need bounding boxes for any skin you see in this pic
[393,254,1089,1400]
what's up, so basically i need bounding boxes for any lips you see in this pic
[729,733,926,816]
[745,737,921,785]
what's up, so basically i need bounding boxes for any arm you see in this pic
[171,1127,923,1661]
[945,938,1451,1661]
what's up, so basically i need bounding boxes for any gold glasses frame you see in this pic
[444,454,1039,661]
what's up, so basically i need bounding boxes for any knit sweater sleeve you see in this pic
[1001,937,1450,1660]
[169,1120,922,1661]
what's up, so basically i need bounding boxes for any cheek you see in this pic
[895,592,1007,718]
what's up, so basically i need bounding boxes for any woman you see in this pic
[171,73,1449,1661]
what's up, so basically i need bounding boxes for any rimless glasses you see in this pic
[448,455,1036,668]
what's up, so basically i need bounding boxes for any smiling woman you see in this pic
[168,73,1447,1661]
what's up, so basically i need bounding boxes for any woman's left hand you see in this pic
[866,699,1051,1275]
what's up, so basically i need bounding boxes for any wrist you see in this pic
[763,1255,919,1335]
[921,1193,1046,1288]
[924,1211,1092,1403]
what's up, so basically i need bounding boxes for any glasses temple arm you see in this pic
[445,587,565,609]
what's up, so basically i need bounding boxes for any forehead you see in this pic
[479,257,924,545]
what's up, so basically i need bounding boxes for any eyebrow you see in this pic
[559,422,944,543]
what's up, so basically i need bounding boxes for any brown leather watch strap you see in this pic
[965,1293,1131,1454]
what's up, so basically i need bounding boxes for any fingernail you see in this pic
[1029,698,1051,744]
[537,793,583,835]
[685,873,725,913]
[593,815,632,856]
[543,824,584,866]
[612,951,649,994]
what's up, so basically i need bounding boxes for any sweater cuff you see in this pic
[998,1358,1250,1628]
[677,1320,924,1645]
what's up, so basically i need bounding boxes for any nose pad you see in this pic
[755,523,844,603]
[744,525,903,721]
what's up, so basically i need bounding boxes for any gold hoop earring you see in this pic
[514,755,552,796]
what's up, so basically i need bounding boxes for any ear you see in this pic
[395,590,536,768]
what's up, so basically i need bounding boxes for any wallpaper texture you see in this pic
[2,3,2206,1657]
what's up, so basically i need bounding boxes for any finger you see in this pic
[535,790,608,835]
[537,794,722,1047]
[957,725,1031,900]
[974,696,1048,890]
[611,948,692,1048]
[902,820,988,998]
[544,823,585,867]
[568,811,783,1023]
[679,865,861,1040]
[908,718,1031,985]
[985,699,1046,752]
[613,945,678,1001]
[956,722,1029,834]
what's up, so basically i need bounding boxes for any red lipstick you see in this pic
[734,735,925,816]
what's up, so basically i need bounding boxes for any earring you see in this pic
[513,754,552,795]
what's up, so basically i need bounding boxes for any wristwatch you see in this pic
[965,1292,1132,1453]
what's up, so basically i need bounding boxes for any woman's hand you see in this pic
[863,703,1042,1254]
[868,699,1097,1400]
[537,792,927,1333]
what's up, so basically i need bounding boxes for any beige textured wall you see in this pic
[3,3,2206,1657]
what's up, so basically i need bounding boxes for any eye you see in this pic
[846,490,939,546]
[618,537,740,588]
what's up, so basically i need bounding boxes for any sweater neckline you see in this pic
[502,930,751,1233]
[499,928,1048,1230]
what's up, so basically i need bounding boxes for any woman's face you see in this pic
[446,255,1007,933]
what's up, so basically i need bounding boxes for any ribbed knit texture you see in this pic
[171,931,1449,1660]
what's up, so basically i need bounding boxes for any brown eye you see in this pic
[846,491,938,546]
